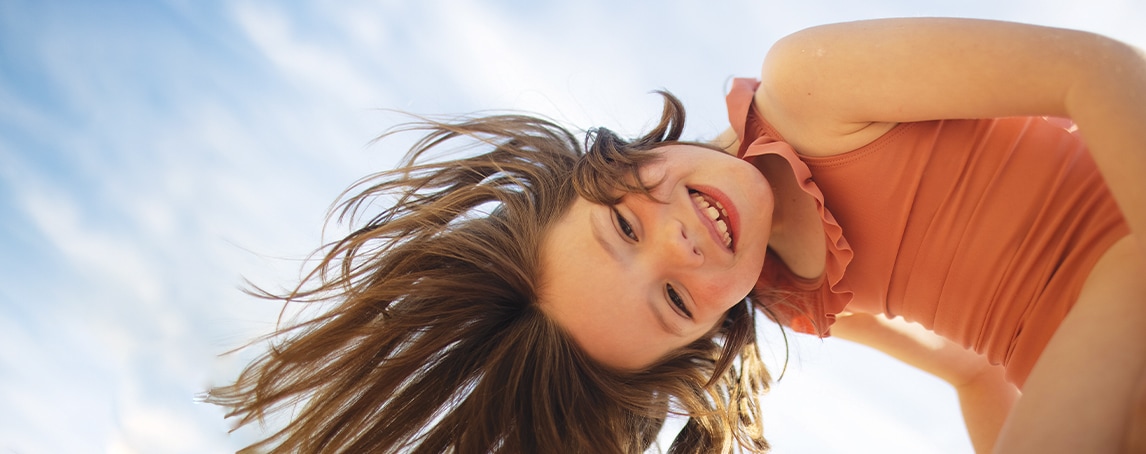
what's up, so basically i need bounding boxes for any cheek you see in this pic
[697,271,755,313]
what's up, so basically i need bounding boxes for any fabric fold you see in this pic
[726,78,854,336]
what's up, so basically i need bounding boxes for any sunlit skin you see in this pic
[540,144,775,370]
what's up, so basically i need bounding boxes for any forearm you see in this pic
[832,312,1018,452]
[953,361,1020,454]
[831,312,978,384]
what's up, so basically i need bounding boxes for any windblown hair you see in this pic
[209,92,773,453]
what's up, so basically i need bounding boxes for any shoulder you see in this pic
[756,30,896,157]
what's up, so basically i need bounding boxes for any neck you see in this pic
[754,155,826,279]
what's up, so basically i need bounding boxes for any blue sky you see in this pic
[2,1,1143,452]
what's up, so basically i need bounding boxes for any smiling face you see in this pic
[540,144,774,370]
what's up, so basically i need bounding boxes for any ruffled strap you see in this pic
[726,78,855,337]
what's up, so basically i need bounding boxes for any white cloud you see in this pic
[754,324,972,453]
[109,381,232,454]
[4,1,1144,452]
[19,185,164,304]
[232,1,390,108]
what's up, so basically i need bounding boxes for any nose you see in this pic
[653,218,704,268]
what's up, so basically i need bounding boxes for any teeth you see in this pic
[691,191,733,248]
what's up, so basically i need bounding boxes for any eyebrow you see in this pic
[590,209,683,337]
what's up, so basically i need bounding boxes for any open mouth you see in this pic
[689,189,734,250]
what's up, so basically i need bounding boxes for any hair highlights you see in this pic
[209,93,772,453]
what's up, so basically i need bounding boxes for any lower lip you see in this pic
[691,184,740,252]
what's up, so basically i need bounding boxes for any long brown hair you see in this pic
[208,92,772,453]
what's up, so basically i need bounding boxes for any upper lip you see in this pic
[688,186,738,253]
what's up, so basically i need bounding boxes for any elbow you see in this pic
[1064,33,1146,119]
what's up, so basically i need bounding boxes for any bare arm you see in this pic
[759,18,1146,252]
[831,312,1019,454]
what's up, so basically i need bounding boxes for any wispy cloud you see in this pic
[21,186,164,303]
[232,2,391,108]
[2,1,1143,452]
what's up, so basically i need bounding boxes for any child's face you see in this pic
[540,144,774,369]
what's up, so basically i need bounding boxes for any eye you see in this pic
[613,207,638,241]
[667,284,692,319]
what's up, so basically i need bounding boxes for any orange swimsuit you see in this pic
[727,78,1129,387]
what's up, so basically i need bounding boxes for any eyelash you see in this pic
[612,206,690,320]
[613,207,638,241]
[667,285,692,319]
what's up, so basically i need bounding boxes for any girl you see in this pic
[212,17,1146,453]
